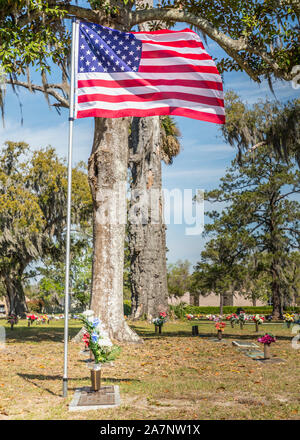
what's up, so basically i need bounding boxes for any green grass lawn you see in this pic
[0,318,299,420]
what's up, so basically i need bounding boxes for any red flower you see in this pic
[82,332,90,348]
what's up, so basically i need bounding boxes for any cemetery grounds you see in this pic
[0,318,299,420]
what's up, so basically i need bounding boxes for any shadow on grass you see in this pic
[129,325,293,341]
[17,373,65,397]
[4,325,81,343]
[17,372,140,395]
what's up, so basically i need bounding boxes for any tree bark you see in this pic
[3,272,27,317]
[88,117,141,342]
[219,293,224,316]
[128,116,169,320]
[271,261,283,320]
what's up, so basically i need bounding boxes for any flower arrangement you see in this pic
[238,312,249,328]
[153,312,167,327]
[79,314,121,365]
[252,314,265,324]
[226,313,239,327]
[225,313,237,321]
[27,314,38,322]
[258,333,276,359]
[186,314,194,321]
[252,314,265,332]
[238,312,247,322]
[215,321,226,340]
[257,333,276,345]
[215,322,226,332]
[283,313,294,322]
[206,314,216,321]
[40,315,49,324]
[283,313,294,328]
[7,314,18,329]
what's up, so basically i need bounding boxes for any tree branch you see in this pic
[6,79,69,108]
[130,8,247,52]
[130,8,295,81]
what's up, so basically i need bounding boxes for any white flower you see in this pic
[82,309,94,318]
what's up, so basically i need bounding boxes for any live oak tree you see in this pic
[1,0,299,338]
[223,91,300,164]
[193,228,251,314]
[0,141,92,316]
[38,238,93,311]
[167,260,192,299]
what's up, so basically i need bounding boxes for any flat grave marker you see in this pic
[69,385,120,411]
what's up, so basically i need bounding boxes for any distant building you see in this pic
[168,292,267,307]
[0,299,8,316]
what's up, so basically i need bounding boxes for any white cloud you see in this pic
[0,119,93,164]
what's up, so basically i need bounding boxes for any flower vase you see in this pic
[90,364,101,392]
[287,321,291,329]
[217,330,222,340]
[28,320,31,327]
[231,322,234,329]
[155,325,162,334]
[255,322,259,332]
[264,343,271,359]
[240,322,244,330]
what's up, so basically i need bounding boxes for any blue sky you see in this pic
[0,22,299,270]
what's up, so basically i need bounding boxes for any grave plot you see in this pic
[232,340,286,363]
[69,385,120,411]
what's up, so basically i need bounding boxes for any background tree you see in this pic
[0,141,92,316]
[223,92,300,164]
[193,231,250,314]
[167,260,192,299]
[203,99,300,318]
[240,253,271,306]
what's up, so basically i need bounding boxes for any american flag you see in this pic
[75,22,225,124]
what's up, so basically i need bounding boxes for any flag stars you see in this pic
[78,23,141,73]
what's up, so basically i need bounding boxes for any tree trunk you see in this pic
[219,293,224,316]
[88,117,141,343]
[271,260,283,320]
[4,273,27,317]
[128,116,169,320]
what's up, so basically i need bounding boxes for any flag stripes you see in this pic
[75,23,225,124]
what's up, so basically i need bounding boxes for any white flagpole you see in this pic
[63,17,77,398]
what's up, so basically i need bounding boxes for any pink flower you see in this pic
[257,333,276,345]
